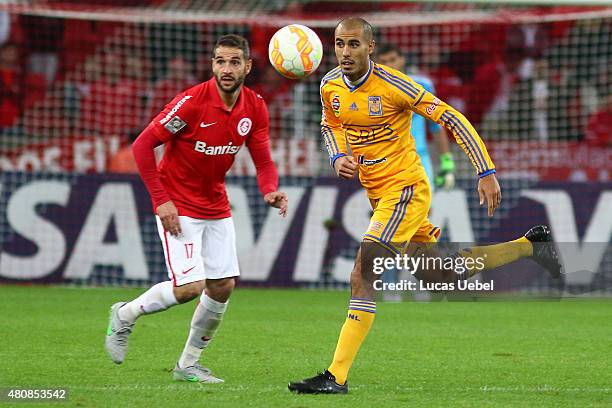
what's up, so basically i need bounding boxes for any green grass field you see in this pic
[2,285,611,407]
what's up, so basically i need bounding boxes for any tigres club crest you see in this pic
[331,94,341,117]
[368,96,383,116]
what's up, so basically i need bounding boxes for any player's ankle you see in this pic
[327,369,345,385]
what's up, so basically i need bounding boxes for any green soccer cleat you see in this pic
[173,363,224,383]
[525,225,562,278]
[288,370,348,394]
[105,302,134,364]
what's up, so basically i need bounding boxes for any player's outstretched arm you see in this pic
[403,84,499,216]
[390,70,500,215]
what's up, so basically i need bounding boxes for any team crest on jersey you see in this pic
[331,94,341,116]
[368,96,383,116]
[164,116,187,134]
[237,118,252,136]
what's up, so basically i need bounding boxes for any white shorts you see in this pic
[156,216,240,287]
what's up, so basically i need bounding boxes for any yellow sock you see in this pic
[460,236,533,277]
[327,298,376,385]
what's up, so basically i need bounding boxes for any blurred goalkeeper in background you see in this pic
[289,17,561,394]
[104,34,287,383]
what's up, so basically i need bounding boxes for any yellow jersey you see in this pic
[320,61,496,198]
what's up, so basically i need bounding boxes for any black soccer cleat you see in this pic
[524,225,562,278]
[288,370,348,394]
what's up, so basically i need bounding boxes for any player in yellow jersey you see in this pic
[288,18,561,394]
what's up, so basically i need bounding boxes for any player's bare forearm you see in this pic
[333,156,358,179]
[264,191,289,217]
[478,173,501,217]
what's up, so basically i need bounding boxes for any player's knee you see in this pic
[350,262,363,287]
[173,280,205,303]
[350,265,376,298]
[205,278,235,303]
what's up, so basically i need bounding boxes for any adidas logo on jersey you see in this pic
[349,102,358,111]
[194,141,241,155]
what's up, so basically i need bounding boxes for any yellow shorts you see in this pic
[363,178,440,254]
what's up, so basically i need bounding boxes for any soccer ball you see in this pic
[268,24,323,79]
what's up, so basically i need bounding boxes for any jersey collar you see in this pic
[342,60,373,92]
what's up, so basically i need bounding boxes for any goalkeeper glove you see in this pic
[435,152,456,190]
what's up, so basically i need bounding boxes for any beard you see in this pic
[214,73,245,94]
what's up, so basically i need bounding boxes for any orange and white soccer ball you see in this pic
[268,24,323,79]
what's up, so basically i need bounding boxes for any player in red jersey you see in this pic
[105,34,288,383]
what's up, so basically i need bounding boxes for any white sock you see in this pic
[118,281,178,323]
[178,294,228,368]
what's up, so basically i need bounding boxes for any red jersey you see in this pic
[138,78,277,219]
